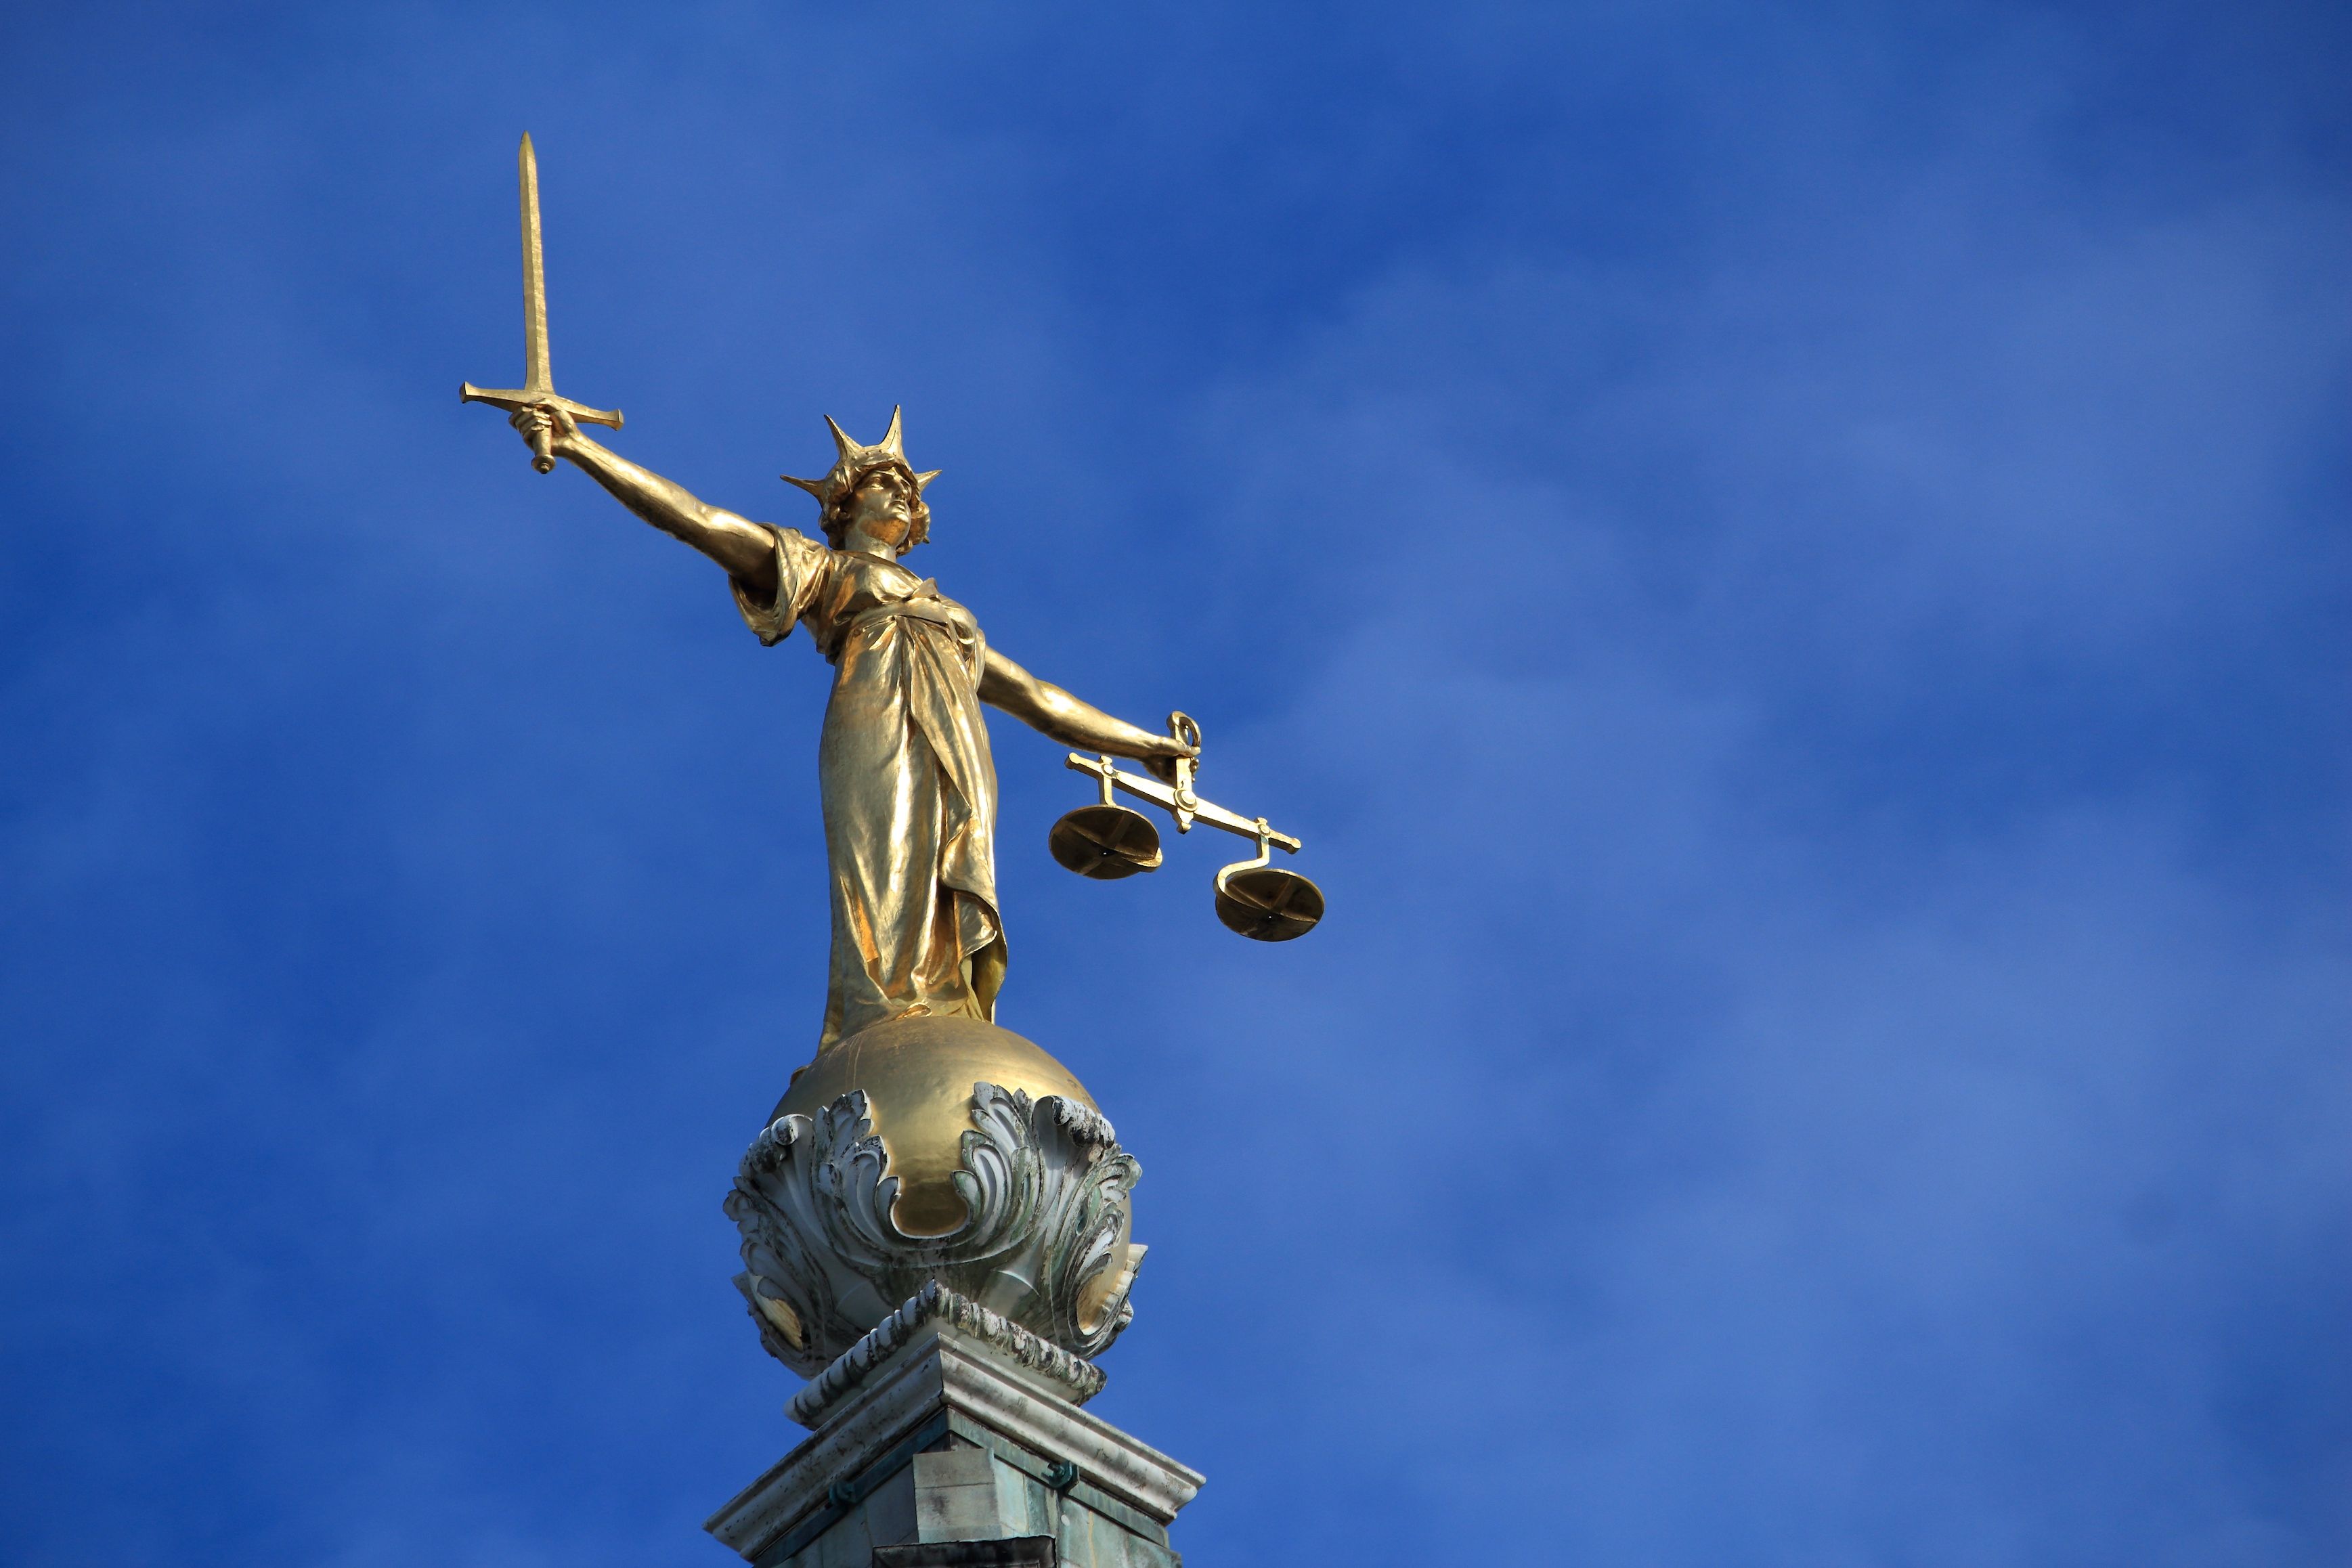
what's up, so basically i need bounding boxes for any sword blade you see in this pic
[519,133,550,393]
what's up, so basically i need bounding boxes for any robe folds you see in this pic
[731,527,1005,1051]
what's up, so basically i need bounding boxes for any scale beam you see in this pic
[1062,752,1303,854]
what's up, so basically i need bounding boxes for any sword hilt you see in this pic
[460,383,623,475]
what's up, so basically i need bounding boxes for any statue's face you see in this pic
[840,465,917,549]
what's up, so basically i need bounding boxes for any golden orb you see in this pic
[769,1014,1100,1238]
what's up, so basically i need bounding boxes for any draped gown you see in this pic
[731,526,1005,1052]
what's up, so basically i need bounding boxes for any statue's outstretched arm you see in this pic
[981,649,1197,776]
[513,404,779,598]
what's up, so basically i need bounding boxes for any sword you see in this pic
[460,133,622,472]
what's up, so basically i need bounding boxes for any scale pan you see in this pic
[1049,805,1164,879]
[1214,866,1324,941]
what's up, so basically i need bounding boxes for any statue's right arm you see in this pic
[516,405,779,601]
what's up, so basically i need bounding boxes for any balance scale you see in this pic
[1047,713,1323,942]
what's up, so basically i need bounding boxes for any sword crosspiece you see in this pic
[461,133,622,472]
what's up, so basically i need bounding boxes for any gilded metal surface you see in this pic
[517,133,550,396]
[1164,712,1203,831]
[1059,740,1320,936]
[460,135,622,470]
[739,521,1013,1047]
[1047,759,1162,878]
[1062,731,1306,852]
[1213,823,1324,941]
[1048,804,1163,879]
[768,1015,1097,1236]
[1060,731,1320,937]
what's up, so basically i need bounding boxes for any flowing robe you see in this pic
[731,527,1005,1052]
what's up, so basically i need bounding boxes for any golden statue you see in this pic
[461,136,1326,1059]
[507,399,1196,1047]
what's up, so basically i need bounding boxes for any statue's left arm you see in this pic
[980,649,1196,775]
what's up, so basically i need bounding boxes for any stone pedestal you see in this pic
[708,1286,1202,1568]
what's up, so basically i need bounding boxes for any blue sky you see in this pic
[2,3,2346,1565]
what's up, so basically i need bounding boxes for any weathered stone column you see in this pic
[707,1286,1202,1568]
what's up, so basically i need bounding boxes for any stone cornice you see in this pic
[788,1282,1106,1429]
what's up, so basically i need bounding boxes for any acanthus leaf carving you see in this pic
[725,1083,1144,1378]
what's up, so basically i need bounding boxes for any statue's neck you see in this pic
[840,525,901,563]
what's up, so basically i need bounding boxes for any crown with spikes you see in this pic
[781,406,942,549]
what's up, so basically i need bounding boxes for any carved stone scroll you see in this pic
[725,1083,1144,1378]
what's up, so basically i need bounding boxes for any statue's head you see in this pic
[781,407,940,553]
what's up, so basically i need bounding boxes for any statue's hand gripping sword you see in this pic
[461,133,622,471]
